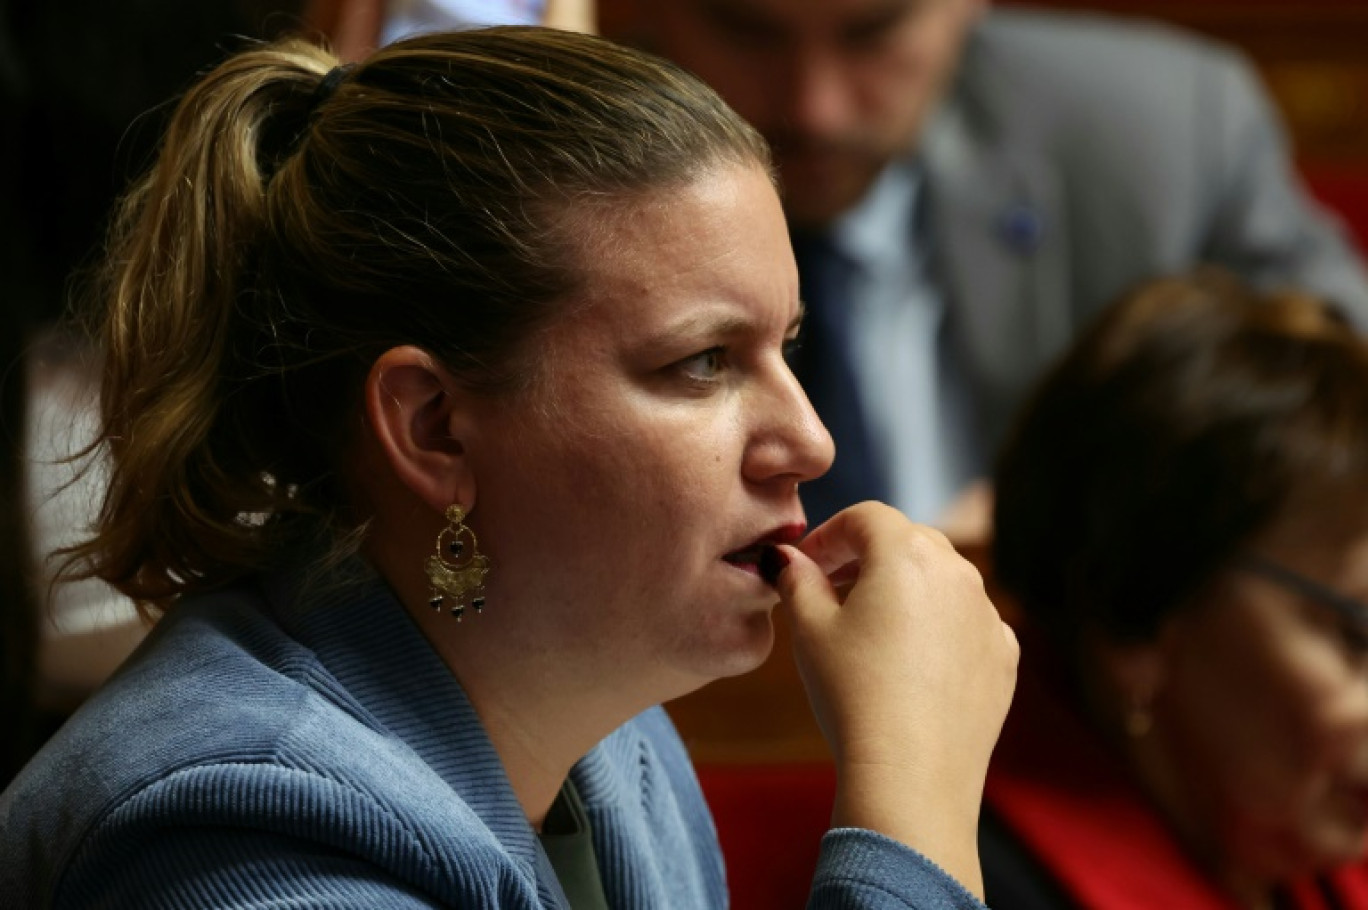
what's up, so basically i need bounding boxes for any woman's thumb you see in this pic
[768,543,837,630]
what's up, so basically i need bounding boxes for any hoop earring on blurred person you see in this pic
[1125,688,1155,739]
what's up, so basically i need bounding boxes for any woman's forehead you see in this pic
[553,163,793,322]
[1249,489,1368,570]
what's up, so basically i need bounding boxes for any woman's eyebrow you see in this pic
[638,305,805,350]
[639,313,750,350]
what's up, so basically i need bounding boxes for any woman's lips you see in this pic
[722,547,764,574]
[722,546,784,588]
[723,524,804,561]
[723,524,805,586]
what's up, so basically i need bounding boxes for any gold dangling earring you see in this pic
[425,505,492,621]
[1125,689,1154,739]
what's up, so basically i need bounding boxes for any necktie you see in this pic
[790,231,889,524]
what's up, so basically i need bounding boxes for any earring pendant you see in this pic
[424,504,491,621]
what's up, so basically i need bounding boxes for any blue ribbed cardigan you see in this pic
[0,570,986,909]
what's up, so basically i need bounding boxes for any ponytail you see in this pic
[72,39,337,612]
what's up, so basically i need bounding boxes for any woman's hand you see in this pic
[772,502,1019,898]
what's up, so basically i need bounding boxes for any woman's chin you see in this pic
[691,608,777,683]
[1246,816,1368,887]
[1304,791,1368,869]
[1306,822,1368,872]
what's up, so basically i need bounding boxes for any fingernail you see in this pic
[758,544,789,587]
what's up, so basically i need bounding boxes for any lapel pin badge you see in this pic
[997,203,1044,255]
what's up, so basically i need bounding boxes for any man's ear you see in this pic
[364,345,476,514]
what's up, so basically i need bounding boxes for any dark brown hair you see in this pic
[993,270,1368,654]
[70,27,769,613]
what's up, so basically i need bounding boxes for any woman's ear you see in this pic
[364,345,477,513]
[1094,635,1168,739]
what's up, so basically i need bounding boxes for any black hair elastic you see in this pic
[269,63,357,177]
[308,63,356,116]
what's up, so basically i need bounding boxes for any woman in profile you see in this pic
[0,26,1017,908]
[985,271,1368,909]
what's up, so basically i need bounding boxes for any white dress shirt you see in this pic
[829,159,983,523]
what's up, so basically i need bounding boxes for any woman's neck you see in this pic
[364,535,626,826]
[426,617,633,827]
[1070,649,1278,910]
[1121,722,1279,910]
[362,518,704,830]
[466,681,592,831]
[405,593,702,830]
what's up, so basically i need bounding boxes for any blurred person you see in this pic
[983,270,1368,908]
[0,26,1017,907]
[638,0,1368,528]
[23,332,149,711]
[308,0,595,59]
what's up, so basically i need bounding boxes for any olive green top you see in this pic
[538,779,609,910]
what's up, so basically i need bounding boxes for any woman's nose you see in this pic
[745,364,836,486]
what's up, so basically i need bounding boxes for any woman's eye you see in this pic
[677,347,726,383]
[1339,622,1368,661]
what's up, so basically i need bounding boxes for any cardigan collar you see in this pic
[256,565,661,906]
[260,568,557,885]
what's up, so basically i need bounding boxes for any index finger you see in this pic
[799,501,951,577]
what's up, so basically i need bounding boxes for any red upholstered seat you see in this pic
[696,763,837,910]
[1306,169,1368,253]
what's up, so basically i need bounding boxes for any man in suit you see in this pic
[640,0,1368,527]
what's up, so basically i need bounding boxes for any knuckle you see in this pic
[949,553,982,584]
[1003,626,1021,661]
[922,525,952,549]
[899,523,943,558]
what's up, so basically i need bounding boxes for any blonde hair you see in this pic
[71,27,769,613]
